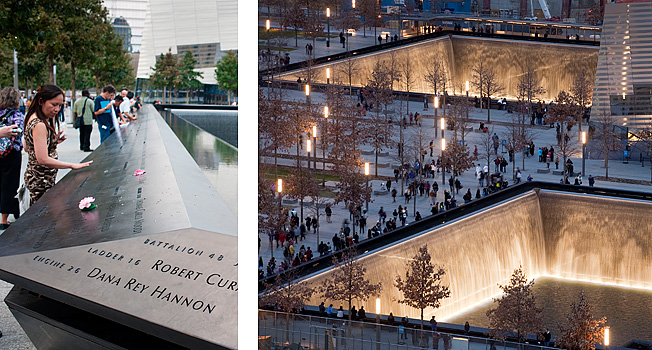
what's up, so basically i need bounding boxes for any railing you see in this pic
[259,310,555,350]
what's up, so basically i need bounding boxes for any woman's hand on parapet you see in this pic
[71,160,93,170]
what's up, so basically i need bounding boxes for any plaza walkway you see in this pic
[258,86,652,271]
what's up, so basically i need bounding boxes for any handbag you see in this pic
[0,110,16,159]
[74,98,88,129]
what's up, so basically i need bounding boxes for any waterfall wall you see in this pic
[301,189,652,320]
[540,191,652,288]
[279,36,598,102]
[302,191,546,320]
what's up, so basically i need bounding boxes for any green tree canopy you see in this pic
[215,50,237,104]
[178,50,203,103]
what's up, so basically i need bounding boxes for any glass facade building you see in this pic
[591,0,652,129]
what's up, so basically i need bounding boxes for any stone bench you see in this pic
[378,151,390,157]
[283,199,298,205]
[316,37,326,41]
[537,169,550,174]
[552,170,564,175]
[362,150,374,155]
[465,126,473,132]
[376,163,391,168]
[373,190,389,195]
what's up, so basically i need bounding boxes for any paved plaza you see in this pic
[258,84,652,274]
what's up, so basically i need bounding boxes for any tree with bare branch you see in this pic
[424,56,448,123]
[471,61,486,108]
[365,60,395,176]
[258,169,288,256]
[570,70,594,136]
[400,53,416,117]
[482,66,504,123]
[593,112,622,178]
[259,268,315,342]
[285,167,319,222]
[259,89,294,176]
[480,126,496,172]
[446,95,473,146]
[548,90,581,177]
[395,245,451,334]
[321,247,382,335]
[486,266,544,342]
[440,136,475,198]
[282,2,307,47]
[516,64,546,117]
[556,291,607,350]
[336,53,360,97]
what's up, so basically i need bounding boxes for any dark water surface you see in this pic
[447,277,652,346]
[161,110,238,215]
[170,109,238,148]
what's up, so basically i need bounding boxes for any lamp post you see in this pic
[305,84,311,104]
[364,162,370,211]
[326,8,331,48]
[440,117,445,139]
[13,50,18,89]
[323,106,329,186]
[581,131,586,177]
[307,139,312,170]
[313,125,318,171]
[604,327,610,350]
[375,298,381,350]
[275,178,283,258]
[266,19,272,93]
[465,80,470,123]
[441,138,446,202]
[441,138,446,198]
[434,96,439,139]
[326,67,331,85]
[348,0,355,52]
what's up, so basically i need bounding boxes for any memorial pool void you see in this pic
[277,35,598,102]
[299,188,652,328]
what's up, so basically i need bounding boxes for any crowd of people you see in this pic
[0,84,142,218]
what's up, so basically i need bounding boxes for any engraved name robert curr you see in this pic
[151,259,238,291]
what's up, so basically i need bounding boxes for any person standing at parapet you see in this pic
[0,87,26,229]
[120,91,137,121]
[94,85,116,143]
[73,89,95,152]
[23,85,93,205]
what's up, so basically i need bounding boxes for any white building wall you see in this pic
[137,0,238,84]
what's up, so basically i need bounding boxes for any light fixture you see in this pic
[277,179,283,193]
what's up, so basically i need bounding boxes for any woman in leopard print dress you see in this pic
[23,85,93,205]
